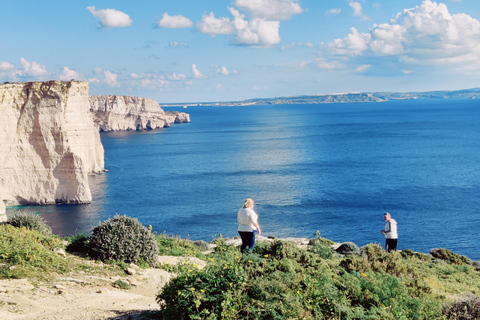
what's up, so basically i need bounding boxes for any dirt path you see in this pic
[0,268,173,320]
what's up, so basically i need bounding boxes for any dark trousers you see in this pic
[385,239,397,253]
[238,230,257,253]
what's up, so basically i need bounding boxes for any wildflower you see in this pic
[264,254,269,258]
[248,260,252,263]
[297,291,300,294]
[178,291,181,296]
[361,273,367,278]
[188,269,192,272]
[191,287,195,291]
[193,264,197,268]
[229,282,233,287]
[200,289,205,293]
[235,256,240,259]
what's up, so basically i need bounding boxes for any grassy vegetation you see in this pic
[1,215,479,319]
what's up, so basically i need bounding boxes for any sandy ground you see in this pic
[0,267,173,320]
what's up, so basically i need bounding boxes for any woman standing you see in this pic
[237,198,261,253]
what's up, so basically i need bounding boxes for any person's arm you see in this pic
[248,209,261,234]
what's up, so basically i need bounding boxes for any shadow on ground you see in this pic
[105,310,162,319]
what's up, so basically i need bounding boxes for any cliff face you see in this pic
[0,81,104,206]
[89,95,190,132]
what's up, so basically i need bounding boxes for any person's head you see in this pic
[243,198,254,208]
[384,212,391,221]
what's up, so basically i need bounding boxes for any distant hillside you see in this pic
[160,87,480,107]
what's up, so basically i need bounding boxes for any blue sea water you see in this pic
[9,99,480,260]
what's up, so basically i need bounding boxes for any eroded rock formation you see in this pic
[89,95,190,132]
[0,81,104,206]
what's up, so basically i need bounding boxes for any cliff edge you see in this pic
[0,81,104,207]
[89,95,190,132]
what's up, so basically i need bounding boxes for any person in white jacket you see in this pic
[237,198,261,253]
[380,212,398,252]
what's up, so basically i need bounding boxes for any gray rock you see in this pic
[54,248,66,258]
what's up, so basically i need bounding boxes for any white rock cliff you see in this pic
[89,95,190,132]
[0,81,105,206]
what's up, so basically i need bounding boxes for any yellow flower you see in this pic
[200,289,205,293]
[297,291,300,294]
[191,288,195,291]
[361,273,367,278]
[188,269,192,272]
[235,256,240,259]
[248,260,252,263]
[178,291,182,296]
[264,254,269,258]
[229,282,233,287]
[193,264,197,268]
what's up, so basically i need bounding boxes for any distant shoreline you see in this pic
[159,87,480,107]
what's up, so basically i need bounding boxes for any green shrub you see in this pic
[88,215,159,266]
[340,255,371,273]
[193,240,209,251]
[430,248,470,265]
[8,210,52,236]
[0,224,67,278]
[65,233,89,254]
[361,243,385,261]
[156,233,200,257]
[401,249,432,262]
[336,242,360,255]
[443,295,480,319]
[112,279,131,290]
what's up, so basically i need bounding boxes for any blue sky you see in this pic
[2,0,480,103]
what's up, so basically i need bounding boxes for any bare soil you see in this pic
[0,265,173,320]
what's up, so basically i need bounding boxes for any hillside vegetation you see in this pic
[1,213,479,319]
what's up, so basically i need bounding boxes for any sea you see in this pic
[7,99,480,260]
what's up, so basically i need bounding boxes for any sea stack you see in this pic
[0,81,105,206]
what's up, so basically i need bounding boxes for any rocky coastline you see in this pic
[0,81,190,219]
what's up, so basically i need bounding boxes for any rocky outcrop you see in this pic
[0,81,104,206]
[0,201,6,222]
[89,95,190,132]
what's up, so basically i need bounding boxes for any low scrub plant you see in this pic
[431,248,471,265]
[8,210,52,236]
[65,233,89,254]
[443,295,480,319]
[88,215,159,266]
[0,224,67,278]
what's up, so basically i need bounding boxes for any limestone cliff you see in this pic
[0,81,104,206]
[89,95,190,132]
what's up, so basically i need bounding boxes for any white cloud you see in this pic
[94,67,103,74]
[216,66,230,75]
[329,27,371,56]
[0,61,14,71]
[104,70,119,87]
[355,64,371,72]
[130,73,139,79]
[191,64,206,79]
[197,12,235,35]
[88,78,100,83]
[327,0,480,73]
[167,41,189,48]
[349,1,370,21]
[316,58,344,70]
[19,57,49,77]
[86,6,132,29]
[326,8,341,16]
[197,5,286,47]
[184,80,193,86]
[59,67,81,80]
[233,0,302,20]
[167,72,187,81]
[158,13,193,28]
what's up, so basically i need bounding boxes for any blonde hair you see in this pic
[243,198,254,208]
[384,212,391,218]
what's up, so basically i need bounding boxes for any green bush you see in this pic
[193,240,210,251]
[336,242,360,255]
[65,233,89,254]
[8,210,52,236]
[0,224,67,278]
[88,215,159,266]
[156,233,200,257]
[430,248,470,265]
